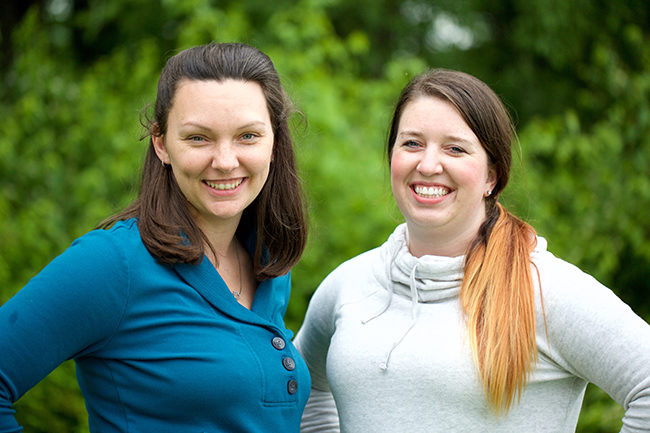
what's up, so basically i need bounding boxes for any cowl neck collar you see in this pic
[379,223,465,303]
[367,223,549,371]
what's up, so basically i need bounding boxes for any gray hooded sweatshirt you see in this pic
[295,224,650,432]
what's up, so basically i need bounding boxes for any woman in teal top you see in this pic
[0,42,310,432]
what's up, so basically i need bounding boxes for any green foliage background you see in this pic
[1,0,648,431]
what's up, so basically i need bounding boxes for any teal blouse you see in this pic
[0,219,309,432]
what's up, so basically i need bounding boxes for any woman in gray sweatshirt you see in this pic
[295,69,650,433]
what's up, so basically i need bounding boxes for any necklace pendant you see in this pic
[232,290,241,299]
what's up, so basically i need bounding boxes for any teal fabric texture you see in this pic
[0,219,309,432]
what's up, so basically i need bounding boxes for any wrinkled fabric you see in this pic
[296,224,650,433]
[0,219,309,433]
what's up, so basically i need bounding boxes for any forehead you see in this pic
[173,78,265,102]
[398,96,475,137]
[169,79,271,123]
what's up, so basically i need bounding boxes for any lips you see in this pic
[413,184,450,198]
[204,178,244,190]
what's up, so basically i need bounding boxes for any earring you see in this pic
[486,189,492,197]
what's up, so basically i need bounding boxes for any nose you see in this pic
[416,146,443,176]
[211,142,239,172]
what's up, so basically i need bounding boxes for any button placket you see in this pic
[271,335,299,396]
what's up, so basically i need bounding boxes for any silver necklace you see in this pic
[231,243,243,299]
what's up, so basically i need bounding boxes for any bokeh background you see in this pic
[1,0,649,431]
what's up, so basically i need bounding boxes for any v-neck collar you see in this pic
[173,257,281,329]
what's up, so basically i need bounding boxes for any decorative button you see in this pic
[271,336,286,350]
[282,357,296,371]
[287,379,298,394]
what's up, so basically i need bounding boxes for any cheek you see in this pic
[170,147,209,172]
[390,152,408,184]
[456,161,490,192]
[390,156,412,208]
[245,147,273,178]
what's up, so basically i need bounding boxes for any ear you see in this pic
[485,167,498,197]
[151,127,170,165]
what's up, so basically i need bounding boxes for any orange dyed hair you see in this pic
[387,69,539,412]
[463,202,538,412]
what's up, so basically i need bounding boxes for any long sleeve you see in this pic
[535,254,650,432]
[2,220,311,432]
[294,228,650,432]
[0,230,129,432]
[294,273,342,433]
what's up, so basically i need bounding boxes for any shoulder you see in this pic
[70,218,149,263]
[533,243,611,301]
[76,218,141,249]
[310,226,405,306]
[300,247,385,328]
[43,218,152,291]
[316,247,383,299]
[324,247,382,283]
[531,239,640,328]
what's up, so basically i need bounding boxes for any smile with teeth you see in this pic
[413,185,450,198]
[205,178,244,190]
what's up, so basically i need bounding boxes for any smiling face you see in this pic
[153,79,274,232]
[390,96,496,257]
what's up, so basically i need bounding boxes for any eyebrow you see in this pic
[397,130,476,145]
[180,120,269,130]
[397,130,424,139]
[237,121,269,130]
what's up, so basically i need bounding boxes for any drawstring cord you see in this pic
[408,262,420,321]
[361,246,401,325]
[360,239,421,371]
[378,263,419,370]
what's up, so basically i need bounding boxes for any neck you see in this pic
[194,215,243,261]
[406,222,479,258]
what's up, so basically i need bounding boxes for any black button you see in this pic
[271,336,286,350]
[282,357,296,371]
[287,379,298,394]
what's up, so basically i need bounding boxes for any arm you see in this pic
[0,230,128,432]
[539,259,650,433]
[294,274,342,433]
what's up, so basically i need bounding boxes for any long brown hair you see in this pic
[387,69,539,412]
[100,43,307,280]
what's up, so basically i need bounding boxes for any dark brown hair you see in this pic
[387,69,539,411]
[100,42,307,280]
